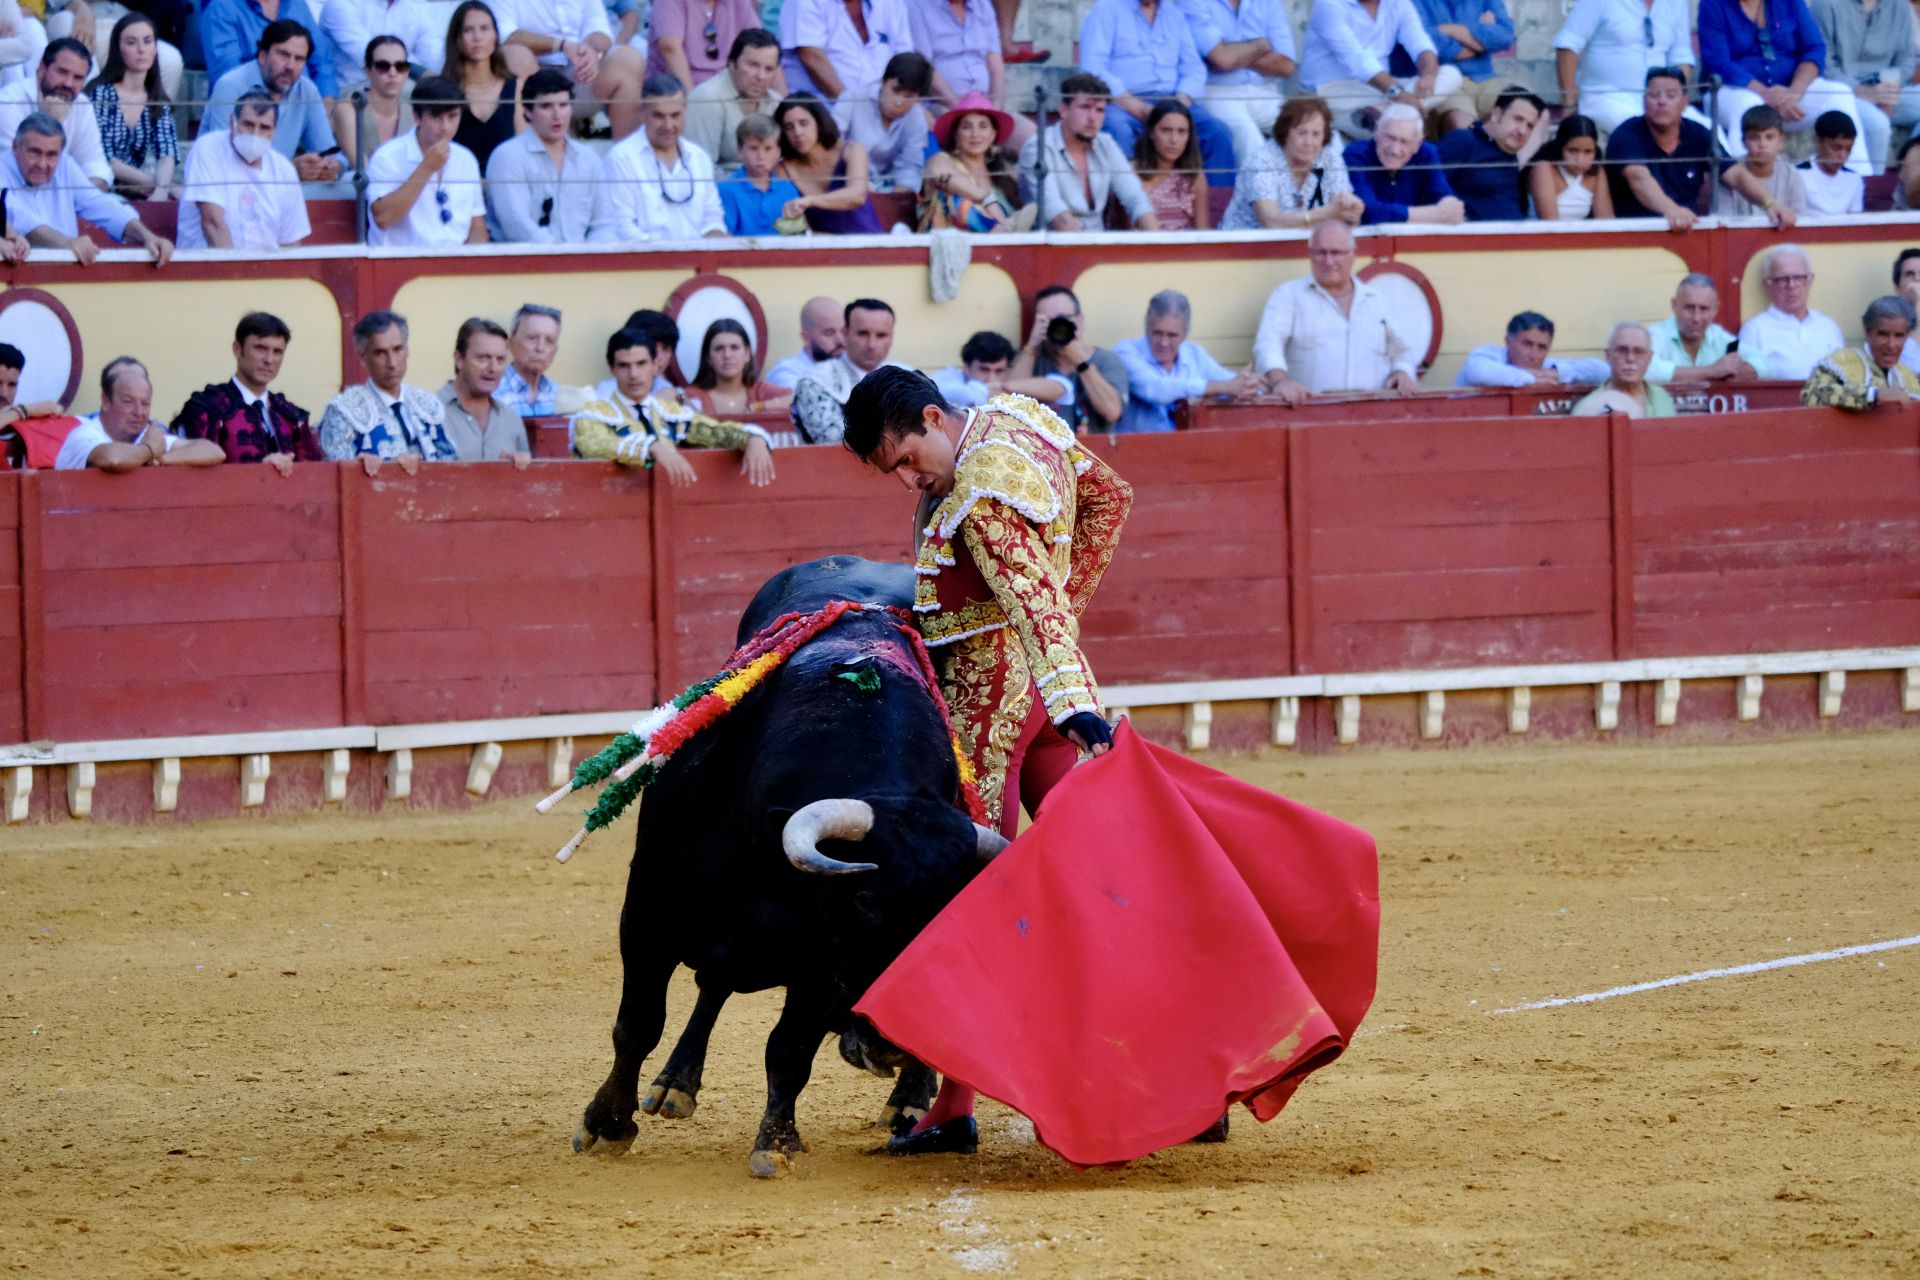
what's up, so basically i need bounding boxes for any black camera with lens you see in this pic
[1046,316,1078,347]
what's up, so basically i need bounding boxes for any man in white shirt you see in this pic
[0,38,109,187]
[1113,290,1260,432]
[765,296,845,389]
[1646,273,1753,384]
[3,112,172,266]
[1178,0,1296,165]
[792,298,906,443]
[1456,311,1610,388]
[367,75,488,246]
[594,73,726,241]
[1016,72,1159,231]
[1736,244,1845,381]
[927,329,1074,409]
[502,0,646,138]
[320,0,446,95]
[685,28,784,170]
[179,91,313,250]
[487,68,611,242]
[1255,219,1419,402]
[56,357,224,472]
[1552,0,1700,133]
[781,0,916,120]
[1296,0,1461,136]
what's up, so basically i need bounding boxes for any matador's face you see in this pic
[871,410,960,497]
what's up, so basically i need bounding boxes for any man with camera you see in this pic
[1007,286,1130,433]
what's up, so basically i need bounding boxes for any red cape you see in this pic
[855,722,1380,1167]
[2,415,80,470]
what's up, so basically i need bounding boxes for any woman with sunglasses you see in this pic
[647,0,761,89]
[443,0,524,174]
[88,13,179,201]
[773,91,881,234]
[339,35,416,167]
[688,319,793,413]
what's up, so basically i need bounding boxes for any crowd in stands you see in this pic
[10,236,1920,475]
[8,0,1920,255]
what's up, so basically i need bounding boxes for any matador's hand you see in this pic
[1059,711,1114,756]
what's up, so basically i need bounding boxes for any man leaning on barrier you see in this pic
[2,112,173,266]
[1801,295,1920,410]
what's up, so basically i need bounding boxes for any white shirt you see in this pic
[1796,161,1865,215]
[764,350,828,389]
[55,415,182,470]
[1298,0,1437,89]
[178,131,312,250]
[321,0,450,85]
[1455,343,1610,388]
[780,0,916,108]
[486,128,610,242]
[592,135,726,241]
[498,0,609,64]
[1252,275,1416,393]
[0,82,111,186]
[1552,0,1695,98]
[1736,304,1845,381]
[366,129,485,247]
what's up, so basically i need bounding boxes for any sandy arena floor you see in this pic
[3,732,1917,1279]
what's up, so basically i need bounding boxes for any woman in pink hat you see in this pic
[920,91,1035,232]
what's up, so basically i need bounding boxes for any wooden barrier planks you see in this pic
[1629,410,1920,657]
[0,475,20,742]
[352,462,657,723]
[1296,417,1616,672]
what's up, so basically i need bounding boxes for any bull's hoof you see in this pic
[1189,1112,1230,1144]
[885,1117,978,1156]
[640,1084,698,1119]
[747,1148,790,1178]
[880,1103,926,1136]
[572,1120,635,1157]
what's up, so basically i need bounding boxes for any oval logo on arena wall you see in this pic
[664,274,770,387]
[1357,262,1443,373]
[0,288,83,408]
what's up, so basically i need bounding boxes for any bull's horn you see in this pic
[783,799,880,875]
[973,823,1010,862]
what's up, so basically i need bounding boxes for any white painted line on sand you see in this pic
[1492,933,1920,1015]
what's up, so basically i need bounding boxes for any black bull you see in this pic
[571,556,1006,1176]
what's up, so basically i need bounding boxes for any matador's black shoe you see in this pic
[1189,1111,1230,1144]
[885,1116,979,1156]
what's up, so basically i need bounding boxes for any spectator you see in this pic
[1795,109,1866,213]
[1737,243,1845,379]
[201,0,338,99]
[648,0,761,90]
[500,302,564,415]
[1808,0,1916,171]
[573,325,776,484]
[780,0,914,118]
[439,316,532,463]
[1393,0,1516,132]
[593,307,679,399]
[765,295,845,388]
[1570,321,1675,417]
[685,27,783,170]
[1606,68,1719,231]
[203,21,347,191]
[688,317,794,412]
[1113,289,1260,432]
[1456,310,1609,387]
[3,112,172,265]
[1702,0,1869,173]
[87,14,177,201]
[719,112,805,233]
[178,93,310,250]
[1891,248,1920,372]
[845,50,932,193]
[1648,273,1755,383]
[319,310,457,467]
[1296,0,1461,137]
[339,34,417,167]
[320,0,444,108]
[1016,72,1158,231]
[921,90,1030,230]
[1079,0,1235,173]
[1801,294,1920,407]
[1552,0,1697,133]
[445,0,523,174]
[171,311,319,473]
[1436,86,1544,221]
[908,0,1024,150]
[368,75,488,246]
[792,297,903,442]
[58,357,223,471]
[774,90,881,232]
[1528,112,1613,220]
[1344,102,1463,224]
[595,73,727,240]
[1222,94,1365,230]
[1008,284,1130,431]
[487,67,611,242]
[0,0,48,89]
[1178,0,1295,165]
[1715,104,1807,222]
[503,0,646,140]
[0,39,111,189]
[1132,98,1210,230]
[928,328,1073,407]
[0,344,62,431]
[1254,219,1419,404]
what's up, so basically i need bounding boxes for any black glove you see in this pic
[1058,711,1114,753]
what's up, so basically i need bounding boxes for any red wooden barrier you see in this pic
[1627,409,1920,657]
[0,474,21,742]
[1182,381,1810,429]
